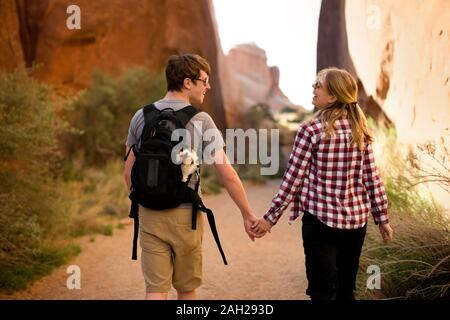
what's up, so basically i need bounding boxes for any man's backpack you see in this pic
[124,104,227,265]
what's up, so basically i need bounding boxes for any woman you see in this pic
[253,67,394,300]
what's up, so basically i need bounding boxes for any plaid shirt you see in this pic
[264,117,389,229]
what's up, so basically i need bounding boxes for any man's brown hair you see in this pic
[165,54,211,92]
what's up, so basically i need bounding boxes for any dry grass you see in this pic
[356,122,450,300]
[65,159,130,238]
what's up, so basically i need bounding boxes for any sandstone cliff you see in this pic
[220,43,300,126]
[0,0,25,72]
[318,0,449,146]
[318,0,449,207]
[317,0,392,126]
[345,0,449,144]
[1,0,227,131]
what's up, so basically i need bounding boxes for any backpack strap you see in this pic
[128,104,159,260]
[182,168,228,265]
[123,144,135,162]
[143,104,160,125]
[191,173,201,230]
[176,105,199,127]
[189,192,228,266]
[198,200,228,265]
[143,103,198,126]
[128,190,139,260]
[135,104,161,152]
[189,168,228,266]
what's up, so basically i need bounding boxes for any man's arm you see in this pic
[213,149,252,217]
[124,144,135,191]
[213,149,262,240]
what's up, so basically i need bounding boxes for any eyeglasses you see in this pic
[312,81,323,89]
[193,76,209,86]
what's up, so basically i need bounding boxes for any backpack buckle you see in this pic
[149,127,156,137]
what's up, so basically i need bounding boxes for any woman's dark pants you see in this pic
[302,211,367,300]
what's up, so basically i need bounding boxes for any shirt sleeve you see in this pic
[126,110,141,147]
[263,122,314,225]
[199,112,225,149]
[363,143,389,225]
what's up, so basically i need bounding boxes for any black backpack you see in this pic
[124,104,227,265]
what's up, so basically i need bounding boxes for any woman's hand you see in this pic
[243,214,265,241]
[251,217,273,235]
[379,223,394,243]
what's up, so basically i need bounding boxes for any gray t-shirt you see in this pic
[126,99,225,206]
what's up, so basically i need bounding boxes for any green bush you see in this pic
[64,68,166,166]
[0,244,81,292]
[242,103,275,128]
[64,159,129,240]
[233,103,285,182]
[200,165,223,195]
[0,69,77,292]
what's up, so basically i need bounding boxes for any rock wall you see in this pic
[0,0,25,72]
[220,43,299,126]
[0,0,227,131]
[317,0,392,126]
[318,0,449,207]
[345,0,450,145]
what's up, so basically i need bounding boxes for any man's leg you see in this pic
[139,207,174,298]
[172,209,204,300]
[145,292,169,300]
[177,290,197,300]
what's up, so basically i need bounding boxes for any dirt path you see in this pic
[0,180,308,300]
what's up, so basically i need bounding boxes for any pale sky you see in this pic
[212,0,322,110]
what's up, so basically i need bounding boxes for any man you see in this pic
[124,53,260,300]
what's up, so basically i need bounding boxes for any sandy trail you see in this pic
[0,180,308,300]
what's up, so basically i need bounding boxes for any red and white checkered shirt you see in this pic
[264,117,389,229]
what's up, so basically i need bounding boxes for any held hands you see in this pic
[242,216,272,241]
[243,214,268,242]
[379,223,394,243]
[252,217,272,236]
[244,213,393,243]
[243,215,257,242]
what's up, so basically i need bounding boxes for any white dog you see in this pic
[176,149,200,182]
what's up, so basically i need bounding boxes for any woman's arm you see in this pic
[362,143,393,242]
[362,143,389,225]
[262,123,315,226]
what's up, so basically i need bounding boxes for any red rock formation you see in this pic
[345,0,450,145]
[220,43,299,127]
[317,0,392,127]
[0,0,25,72]
[320,0,450,206]
[1,0,226,131]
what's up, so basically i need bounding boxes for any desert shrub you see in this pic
[0,69,77,291]
[356,125,450,300]
[63,68,166,166]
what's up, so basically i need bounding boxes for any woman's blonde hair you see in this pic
[315,67,374,150]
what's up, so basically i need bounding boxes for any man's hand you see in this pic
[243,215,266,241]
[379,223,394,243]
[251,217,273,235]
[212,149,266,241]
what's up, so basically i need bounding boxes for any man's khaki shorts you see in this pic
[139,206,204,293]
